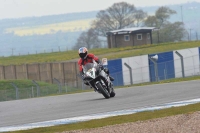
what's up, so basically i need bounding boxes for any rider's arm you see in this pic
[78,59,84,76]
[88,53,100,64]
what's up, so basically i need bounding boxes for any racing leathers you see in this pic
[78,53,114,86]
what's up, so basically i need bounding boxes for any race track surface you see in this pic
[0,80,200,127]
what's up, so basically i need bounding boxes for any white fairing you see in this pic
[86,68,96,79]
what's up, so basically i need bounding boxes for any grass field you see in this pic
[0,79,53,90]
[0,41,200,66]
[5,19,94,36]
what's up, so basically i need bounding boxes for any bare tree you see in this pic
[92,2,147,36]
[135,10,148,27]
[73,28,101,50]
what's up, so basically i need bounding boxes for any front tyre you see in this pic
[110,88,115,97]
[96,82,110,99]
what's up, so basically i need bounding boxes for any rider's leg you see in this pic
[104,68,114,81]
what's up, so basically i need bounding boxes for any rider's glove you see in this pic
[81,74,86,80]
[98,64,104,69]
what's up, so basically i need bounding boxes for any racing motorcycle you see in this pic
[81,61,115,99]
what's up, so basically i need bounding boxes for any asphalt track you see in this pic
[0,80,200,128]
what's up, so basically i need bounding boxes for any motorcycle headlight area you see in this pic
[86,68,96,78]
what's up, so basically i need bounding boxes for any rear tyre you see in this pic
[96,82,110,99]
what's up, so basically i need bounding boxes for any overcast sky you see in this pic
[0,0,199,19]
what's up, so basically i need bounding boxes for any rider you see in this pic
[78,47,114,85]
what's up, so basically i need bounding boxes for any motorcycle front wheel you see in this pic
[110,88,115,97]
[96,82,110,99]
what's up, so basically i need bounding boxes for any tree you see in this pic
[74,2,147,49]
[155,6,176,28]
[158,22,186,43]
[135,10,148,27]
[92,2,147,36]
[73,28,102,50]
[144,16,158,27]
[144,6,185,43]
[145,6,176,28]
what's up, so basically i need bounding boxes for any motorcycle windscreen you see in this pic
[83,63,95,72]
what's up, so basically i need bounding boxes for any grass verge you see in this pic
[0,41,200,65]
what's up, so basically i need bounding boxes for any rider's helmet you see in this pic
[78,47,88,59]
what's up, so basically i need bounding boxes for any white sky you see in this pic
[0,0,199,19]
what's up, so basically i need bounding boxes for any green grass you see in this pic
[0,41,200,66]
[0,79,93,101]
[0,80,60,101]
[0,79,52,90]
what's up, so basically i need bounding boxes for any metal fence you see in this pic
[0,54,200,102]
[0,80,91,102]
[0,66,200,102]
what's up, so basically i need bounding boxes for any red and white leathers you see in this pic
[78,53,100,74]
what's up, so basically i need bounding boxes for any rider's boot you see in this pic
[83,80,89,85]
[109,76,114,81]
[103,68,114,81]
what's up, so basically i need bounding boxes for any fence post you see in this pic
[75,62,78,88]
[31,86,34,97]
[149,56,159,82]
[164,69,167,80]
[32,80,40,97]
[54,78,62,93]
[26,64,29,79]
[38,63,41,81]
[124,63,133,85]
[62,63,65,83]
[2,66,5,79]
[175,51,185,78]
[13,65,17,79]
[10,82,19,100]
[49,63,53,83]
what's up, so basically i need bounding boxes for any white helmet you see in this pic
[78,47,88,59]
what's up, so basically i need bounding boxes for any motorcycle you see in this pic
[81,62,115,99]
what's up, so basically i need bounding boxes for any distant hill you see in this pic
[0,2,200,57]
[0,11,98,29]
